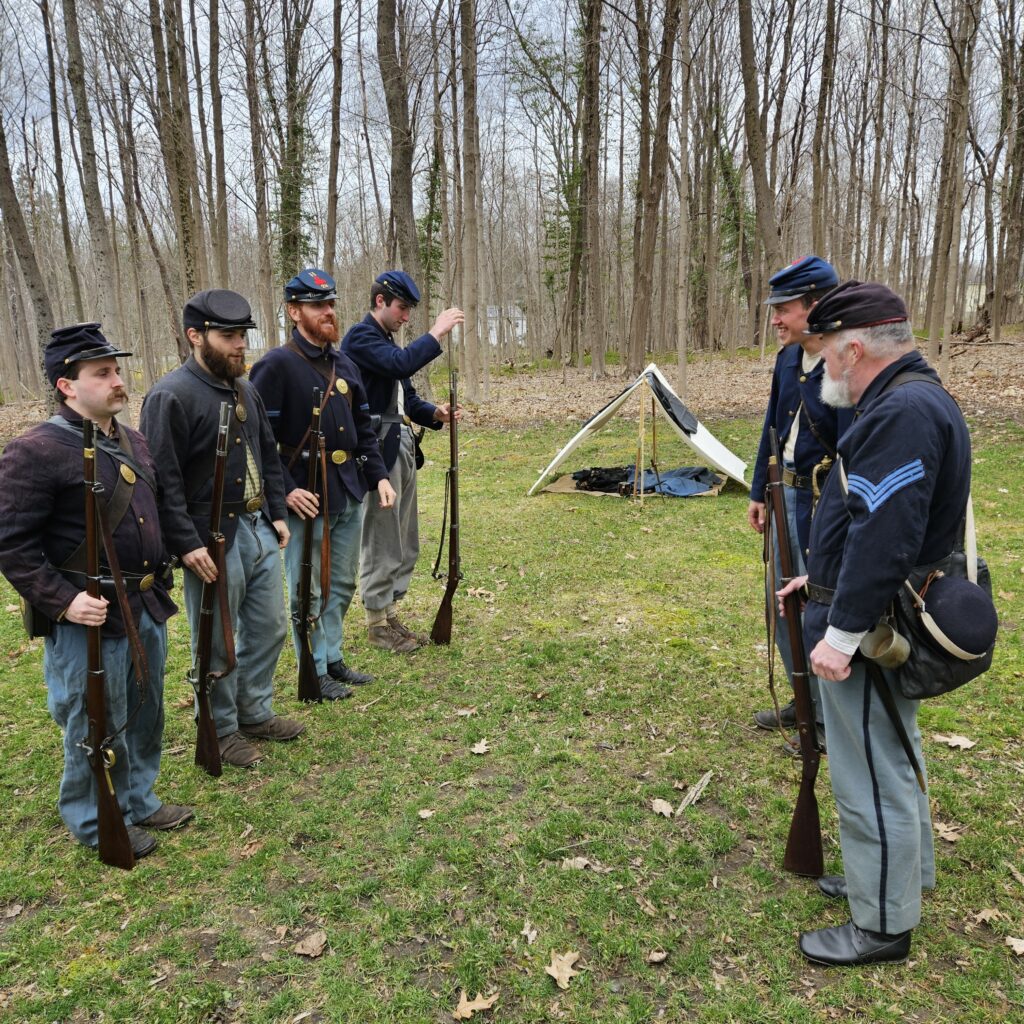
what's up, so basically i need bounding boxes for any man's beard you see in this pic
[201,336,246,380]
[821,369,854,408]
[302,310,339,346]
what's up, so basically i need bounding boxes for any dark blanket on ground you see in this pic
[571,465,721,497]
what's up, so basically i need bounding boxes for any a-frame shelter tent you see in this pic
[527,362,748,495]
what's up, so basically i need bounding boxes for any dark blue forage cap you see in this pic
[375,270,420,305]
[804,280,909,335]
[45,322,131,387]
[183,289,257,332]
[284,268,338,303]
[765,255,839,305]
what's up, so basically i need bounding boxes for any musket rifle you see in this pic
[766,427,823,878]
[430,341,462,645]
[296,388,324,703]
[188,402,235,777]
[82,419,135,869]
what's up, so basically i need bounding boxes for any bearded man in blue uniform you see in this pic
[341,271,463,653]
[778,281,972,966]
[748,255,846,752]
[250,269,396,698]
[0,324,191,858]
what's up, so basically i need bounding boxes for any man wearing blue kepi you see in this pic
[342,271,464,653]
[250,269,396,698]
[777,281,975,965]
[0,324,191,858]
[748,255,847,754]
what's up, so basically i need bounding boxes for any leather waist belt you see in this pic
[62,569,159,592]
[279,443,352,465]
[191,492,265,515]
[782,468,812,490]
[806,582,835,605]
[369,413,411,431]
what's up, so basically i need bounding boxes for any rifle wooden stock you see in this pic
[767,428,823,878]
[190,402,234,777]
[83,420,135,870]
[296,389,323,703]
[430,370,461,645]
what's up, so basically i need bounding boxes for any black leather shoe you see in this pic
[319,677,353,700]
[126,825,158,859]
[327,660,373,685]
[753,699,797,730]
[817,875,848,900]
[799,921,911,966]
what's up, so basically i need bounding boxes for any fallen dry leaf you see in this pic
[635,894,658,917]
[1007,937,1024,956]
[240,839,263,859]
[5,604,19,613]
[418,809,436,819]
[293,930,327,958]
[652,799,674,819]
[467,588,495,602]
[470,738,490,755]
[275,925,288,939]
[973,908,1006,926]
[676,770,714,813]
[545,950,581,990]
[647,949,669,964]
[935,821,965,843]
[4,904,23,919]
[561,855,612,874]
[521,920,538,945]
[932,733,977,750]
[1005,861,1024,886]
[452,989,498,1020]
[456,707,478,717]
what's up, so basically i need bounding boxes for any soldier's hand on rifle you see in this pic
[429,307,465,340]
[775,574,807,617]
[377,479,397,510]
[747,499,766,533]
[434,402,463,424]
[286,487,319,520]
[183,547,218,583]
[274,519,290,549]
[810,638,853,682]
[65,591,109,626]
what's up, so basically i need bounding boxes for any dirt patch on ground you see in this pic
[2,337,1021,446]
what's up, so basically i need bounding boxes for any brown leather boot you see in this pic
[368,623,419,653]
[218,731,263,767]
[387,615,428,646]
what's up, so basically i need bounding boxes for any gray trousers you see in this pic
[360,427,419,611]
[183,513,288,736]
[820,661,935,935]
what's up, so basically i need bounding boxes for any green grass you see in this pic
[0,412,1021,1022]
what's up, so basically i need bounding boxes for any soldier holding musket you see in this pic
[250,268,395,699]
[141,290,303,768]
[0,324,190,859]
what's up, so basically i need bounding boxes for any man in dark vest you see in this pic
[250,268,395,698]
[0,324,190,858]
[341,271,463,653]
[141,290,303,768]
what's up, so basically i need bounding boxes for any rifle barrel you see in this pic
[297,389,323,702]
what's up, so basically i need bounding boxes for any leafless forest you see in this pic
[0,0,1021,405]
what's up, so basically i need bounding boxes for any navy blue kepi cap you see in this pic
[920,574,998,658]
[284,268,338,303]
[183,289,257,332]
[805,280,909,335]
[765,255,839,305]
[45,322,131,387]
[376,270,420,305]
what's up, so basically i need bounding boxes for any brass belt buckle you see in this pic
[331,450,348,465]
[138,573,155,592]
[245,495,264,513]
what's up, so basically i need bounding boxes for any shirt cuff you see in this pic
[824,625,867,656]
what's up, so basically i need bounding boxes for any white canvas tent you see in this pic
[528,363,747,495]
